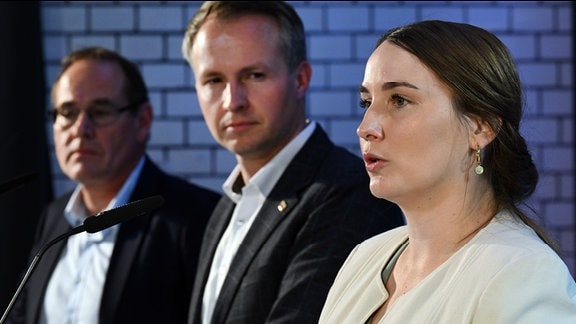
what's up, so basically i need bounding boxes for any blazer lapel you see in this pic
[211,195,298,323]
[197,197,235,282]
[98,158,160,320]
[189,197,235,323]
[211,126,333,323]
[98,209,150,321]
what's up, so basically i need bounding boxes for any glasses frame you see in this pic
[47,101,144,128]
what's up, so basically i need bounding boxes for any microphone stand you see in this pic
[0,195,164,324]
[0,225,85,324]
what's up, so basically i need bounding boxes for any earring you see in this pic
[475,145,484,175]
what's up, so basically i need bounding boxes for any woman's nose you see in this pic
[357,109,382,141]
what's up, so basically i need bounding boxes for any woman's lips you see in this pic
[362,152,387,172]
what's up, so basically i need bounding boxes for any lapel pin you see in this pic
[277,200,287,212]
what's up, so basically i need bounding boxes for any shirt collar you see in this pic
[64,156,146,231]
[222,121,316,202]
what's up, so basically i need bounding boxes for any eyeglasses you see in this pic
[48,101,143,128]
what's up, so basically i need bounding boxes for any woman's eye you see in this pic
[359,99,371,109]
[391,94,409,108]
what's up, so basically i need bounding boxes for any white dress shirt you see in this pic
[41,157,145,324]
[202,122,316,324]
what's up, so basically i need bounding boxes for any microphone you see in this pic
[0,172,38,196]
[0,195,165,324]
[83,195,164,233]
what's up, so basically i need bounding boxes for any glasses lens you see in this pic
[89,103,119,126]
[51,103,129,128]
[53,107,80,128]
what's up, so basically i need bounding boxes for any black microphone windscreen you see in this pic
[83,195,165,233]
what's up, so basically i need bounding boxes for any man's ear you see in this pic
[295,61,312,99]
[468,116,496,149]
[137,102,153,142]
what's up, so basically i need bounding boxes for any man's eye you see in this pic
[250,72,265,80]
[60,108,78,119]
[90,102,117,116]
[205,77,222,85]
[91,108,115,117]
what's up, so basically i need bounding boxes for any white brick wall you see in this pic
[41,1,575,276]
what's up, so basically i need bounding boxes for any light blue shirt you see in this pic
[41,157,145,324]
[201,121,316,324]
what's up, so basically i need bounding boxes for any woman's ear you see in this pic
[468,116,496,149]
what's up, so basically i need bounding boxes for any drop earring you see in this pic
[475,145,484,175]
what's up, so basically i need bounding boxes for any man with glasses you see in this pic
[7,47,221,324]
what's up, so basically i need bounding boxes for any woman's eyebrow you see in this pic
[359,81,419,94]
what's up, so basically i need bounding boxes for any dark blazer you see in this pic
[187,126,404,324]
[8,157,221,324]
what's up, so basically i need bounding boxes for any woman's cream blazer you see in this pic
[319,211,576,324]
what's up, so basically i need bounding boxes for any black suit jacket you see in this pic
[188,126,404,324]
[8,157,221,324]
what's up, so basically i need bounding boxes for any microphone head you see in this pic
[83,195,165,233]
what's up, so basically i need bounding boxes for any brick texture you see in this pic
[41,1,575,276]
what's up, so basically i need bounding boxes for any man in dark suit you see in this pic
[7,47,221,324]
[181,2,405,323]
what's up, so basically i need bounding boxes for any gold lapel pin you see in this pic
[277,200,287,212]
